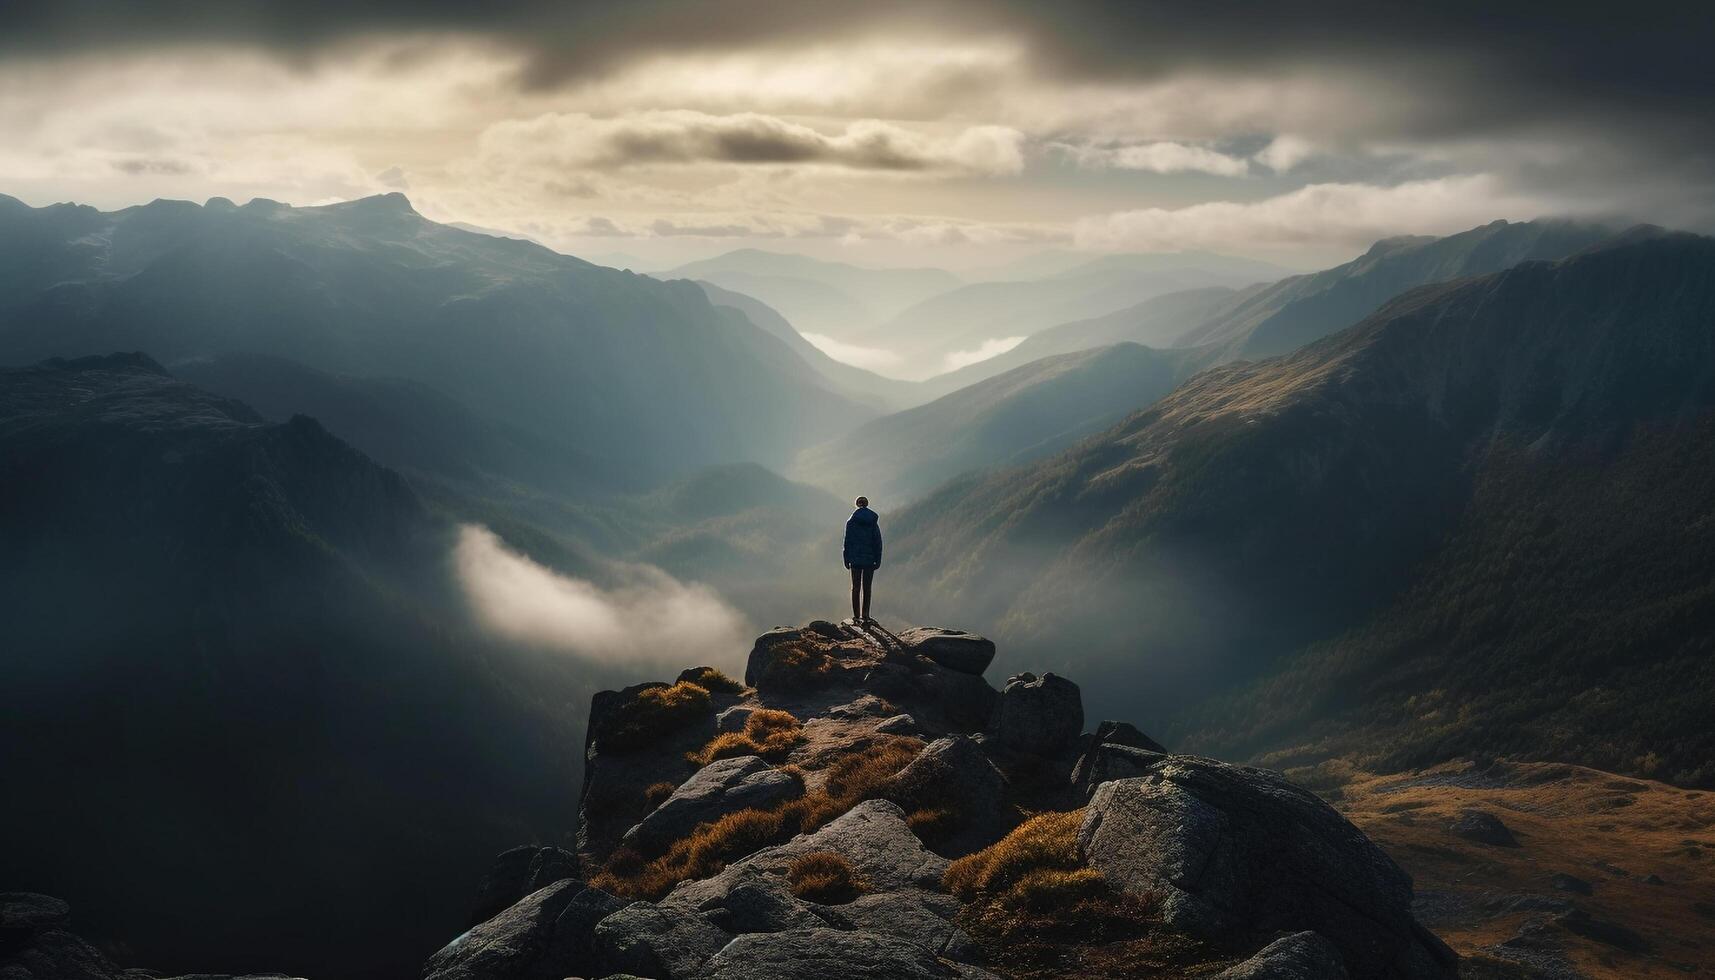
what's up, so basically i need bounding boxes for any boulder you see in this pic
[1448,810,1520,847]
[828,694,897,719]
[468,845,580,926]
[0,894,120,980]
[1078,757,1457,979]
[804,620,844,639]
[889,736,1012,853]
[590,900,731,980]
[914,668,998,733]
[622,756,803,854]
[715,705,755,733]
[1073,743,1168,800]
[669,800,949,909]
[819,890,977,962]
[1,892,71,931]
[895,628,995,676]
[1549,872,1593,895]
[425,881,630,980]
[860,663,919,705]
[875,713,921,736]
[744,628,805,687]
[695,875,826,934]
[988,672,1082,752]
[702,928,971,980]
[1216,931,1348,979]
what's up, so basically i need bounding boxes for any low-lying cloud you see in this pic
[802,332,902,371]
[454,524,749,670]
[1074,175,1586,252]
[944,336,1026,372]
[481,110,1025,175]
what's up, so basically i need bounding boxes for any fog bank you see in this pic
[455,524,750,671]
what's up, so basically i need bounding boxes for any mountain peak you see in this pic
[329,191,420,216]
[435,619,1454,980]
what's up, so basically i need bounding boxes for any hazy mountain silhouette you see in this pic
[174,351,637,493]
[666,248,960,341]
[867,252,1284,378]
[916,285,1237,398]
[921,219,1615,394]
[1179,218,1617,359]
[794,342,1203,503]
[691,280,919,412]
[887,230,1715,785]
[0,193,869,483]
[0,353,606,978]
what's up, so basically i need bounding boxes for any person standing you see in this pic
[843,496,882,623]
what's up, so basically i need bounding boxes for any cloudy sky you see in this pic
[3,1,1710,267]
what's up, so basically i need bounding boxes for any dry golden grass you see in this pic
[688,708,805,765]
[787,851,869,904]
[680,666,744,694]
[754,642,835,692]
[1340,760,1715,980]
[945,809,1154,943]
[945,810,1086,899]
[592,737,924,900]
[643,781,676,809]
[600,681,712,752]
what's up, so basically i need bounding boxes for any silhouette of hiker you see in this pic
[844,496,882,623]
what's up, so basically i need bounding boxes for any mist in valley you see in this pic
[4,4,1715,978]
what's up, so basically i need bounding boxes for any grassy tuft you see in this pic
[643,781,677,809]
[945,810,1086,899]
[688,708,805,766]
[755,642,835,693]
[787,851,869,904]
[681,666,745,694]
[601,681,712,752]
[944,808,1154,940]
[592,736,924,899]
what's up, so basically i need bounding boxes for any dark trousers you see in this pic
[850,566,875,621]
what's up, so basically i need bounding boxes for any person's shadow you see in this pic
[844,618,904,654]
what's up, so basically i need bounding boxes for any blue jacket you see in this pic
[843,507,883,569]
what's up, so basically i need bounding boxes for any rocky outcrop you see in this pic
[1449,810,1520,847]
[467,845,579,926]
[1078,757,1457,979]
[425,880,630,980]
[622,755,803,854]
[895,627,995,676]
[702,928,995,980]
[890,735,1013,854]
[988,671,1082,752]
[1216,931,1348,979]
[0,893,297,980]
[443,622,1455,980]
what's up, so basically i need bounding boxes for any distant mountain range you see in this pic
[887,230,1715,787]
[0,353,606,977]
[794,342,1201,503]
[924,219,1616,395]
[812,220,1619,502]
[0,193,868,485]
[692,280,919,413]
[665,248,961,343]
[863,253,1286,380]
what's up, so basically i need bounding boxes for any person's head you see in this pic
[854,496,869,509]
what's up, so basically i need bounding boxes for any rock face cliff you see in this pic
[427,621,1458,979]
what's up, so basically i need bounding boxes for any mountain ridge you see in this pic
[885,231,1715,786]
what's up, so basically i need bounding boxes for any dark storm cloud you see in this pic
[4,1,1711,177]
